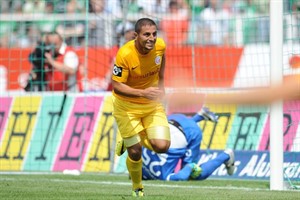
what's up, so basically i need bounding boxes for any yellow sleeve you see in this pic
[112,50,129,83]
[156,38,166,52]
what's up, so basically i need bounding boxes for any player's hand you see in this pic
[144,87,164,100]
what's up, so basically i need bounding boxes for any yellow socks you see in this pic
[126,156,143,190]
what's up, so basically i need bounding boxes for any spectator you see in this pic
[0,0,10,14]
[125,0,141,14]
[160,0,189,46]
[137,0,170,14]
[286,0,300,43]
[88,0,116,47]
[45,1,55,13]
[186,0,205,15]
[251,0,269,43]
[44,32,82,92]
[11,0,23,14]
[17,23,41,48]
[53,0,69,13]
[0,21,17,47]
[75,0,87,13]
[199,0,231,45]
[175,0,190,14]
[23,0,45,14]
[0,33,18,48]
[37,1,59,34]
[104,0,122,17]
[252,0,269,14]
[56,0,85,47]
[115,21,136,46]
[235,0,258,44]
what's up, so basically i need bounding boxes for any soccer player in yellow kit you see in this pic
[111,18,170,197]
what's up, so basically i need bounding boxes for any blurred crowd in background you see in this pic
[0,0,299,48]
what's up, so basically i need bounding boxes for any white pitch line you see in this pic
[0,177,269,192]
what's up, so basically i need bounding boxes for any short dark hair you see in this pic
[134,18,157,33]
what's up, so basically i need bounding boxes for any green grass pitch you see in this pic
[0,173,298,199]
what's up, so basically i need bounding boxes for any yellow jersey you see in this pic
[112,38,166,104]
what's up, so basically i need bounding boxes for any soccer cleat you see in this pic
[115,139,126,156]
[199,107,218,123]
[132,188,144,197]
[224,149,235,175]
[189,163,202,179]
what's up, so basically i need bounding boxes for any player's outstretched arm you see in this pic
[167,78,300,107]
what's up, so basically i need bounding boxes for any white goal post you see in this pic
[270,0,284,191]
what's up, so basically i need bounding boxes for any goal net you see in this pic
[0,0,299,190]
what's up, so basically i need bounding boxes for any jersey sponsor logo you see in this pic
[113,65,122,77]
[155,56,161,65]
[131,68,160,79]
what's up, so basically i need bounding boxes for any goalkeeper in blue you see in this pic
[141,107,235,181]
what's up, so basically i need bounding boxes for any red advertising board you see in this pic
[0,46,243,91]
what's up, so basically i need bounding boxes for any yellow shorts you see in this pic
[112,95,170,140]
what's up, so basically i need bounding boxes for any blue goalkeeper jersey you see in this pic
[142,114,203,180]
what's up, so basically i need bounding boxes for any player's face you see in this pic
[135,25,157,54]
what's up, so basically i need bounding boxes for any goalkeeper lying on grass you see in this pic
[141,107,235,181]
[117,107,235,181]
